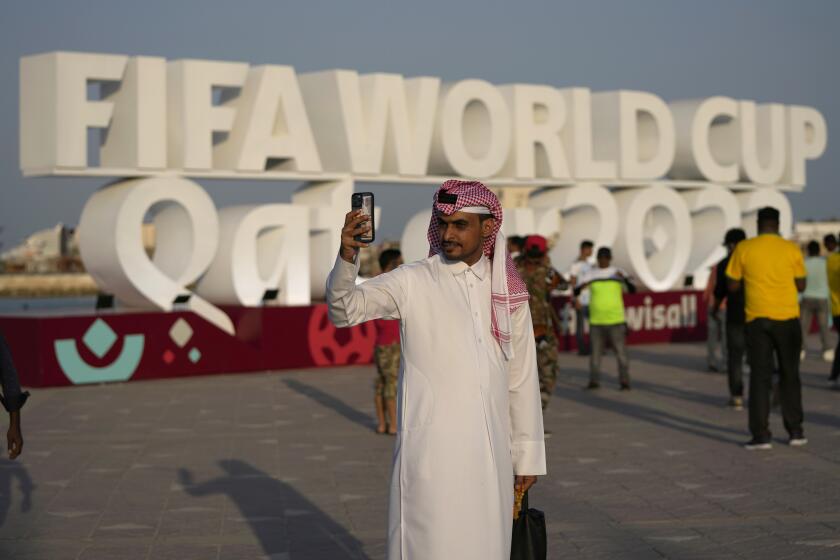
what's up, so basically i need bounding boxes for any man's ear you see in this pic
[481,217,496,239]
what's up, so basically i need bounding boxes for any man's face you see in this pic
[597,255,611,268]
[826,239,838,253]
[581,246,593,259]
[437,211,494,263]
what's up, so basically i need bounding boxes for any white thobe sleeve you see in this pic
[508,304,547,476]
[326,253,405,327]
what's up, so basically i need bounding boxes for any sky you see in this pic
[0,0,838,249]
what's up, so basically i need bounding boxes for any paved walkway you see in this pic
[1,338,839,559]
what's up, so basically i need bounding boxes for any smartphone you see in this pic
[351,192,375,243]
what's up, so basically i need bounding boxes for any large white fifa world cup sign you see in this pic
[20,52,827,334]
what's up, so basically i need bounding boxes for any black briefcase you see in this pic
[511,491,547,560]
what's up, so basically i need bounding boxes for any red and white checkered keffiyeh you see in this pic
[427,179,529,360]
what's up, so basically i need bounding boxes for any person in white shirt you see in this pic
[800,240,833,361]
[507,235,526,261]
[326,179,546,560]
[569,240,594,355]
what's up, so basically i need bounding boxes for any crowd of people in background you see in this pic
[704,208,840,449]
[724,207,808,449]
[366,205,840,451]
[367,230,638,433]
[0,199,838,468]
[509,236,637,401]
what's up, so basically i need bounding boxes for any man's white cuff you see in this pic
[512,440,547,476]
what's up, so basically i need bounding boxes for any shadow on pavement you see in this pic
[635,374,840,431]
[284,379,374,431]
[559,368,742,445]
[563,352,840,436]
[178,460,368,559]
[568,389,742,445]
[0,459,34,528]
[624,348,710,374]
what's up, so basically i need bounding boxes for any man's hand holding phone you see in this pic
[340,210,372,264]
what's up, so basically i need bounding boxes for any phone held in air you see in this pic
[351,192,375,243]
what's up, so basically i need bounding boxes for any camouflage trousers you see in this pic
[536,334,560,410]
[374,343,400,400]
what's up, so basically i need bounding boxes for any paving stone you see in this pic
[147,544,220,560]
[0,338,839,558]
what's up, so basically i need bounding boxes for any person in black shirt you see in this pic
[712,228,747,409]
[0,333,28,459]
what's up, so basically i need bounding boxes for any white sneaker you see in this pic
[824,349,835,362]
[789,435,808,447]
[744,438,773,450]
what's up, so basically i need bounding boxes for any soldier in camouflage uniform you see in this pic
[372,249,404,434]
[374,344,400,400]
[515,235,568,411]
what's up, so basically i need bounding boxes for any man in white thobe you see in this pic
[327,180,546,559]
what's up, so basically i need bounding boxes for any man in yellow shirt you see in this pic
[827,234,840,385]
[726,207,807,450]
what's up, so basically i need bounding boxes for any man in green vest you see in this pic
[575,247,636,390]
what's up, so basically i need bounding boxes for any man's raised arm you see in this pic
[326,210,405,328]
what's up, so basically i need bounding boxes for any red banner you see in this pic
[551,290,705,350]
[0,291,706,388]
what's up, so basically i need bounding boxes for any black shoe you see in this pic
[620,382,631,391]
[585,381,600,390]
[743,437,772,450]
[578,350,591,356]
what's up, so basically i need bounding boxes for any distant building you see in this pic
[0,223,80,273]
[1,222,166,274]
[2,223,65,271]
